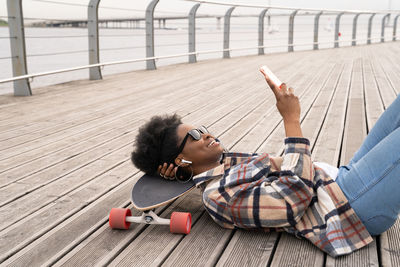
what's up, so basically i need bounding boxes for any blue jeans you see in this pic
[336,94,400,236]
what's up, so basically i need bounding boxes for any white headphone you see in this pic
[181,159,192,164]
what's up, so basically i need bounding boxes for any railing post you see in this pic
[313,11,323,50]
[223,7,235,58]
[188,3,200,63]
[392,14,399,41]
[258,8,269,55]
[367,13,375,44]
[351,13,361,46]
[7,0,31,96]
[88,0,102,80]
[146,0,159,70]
[334,12,345,48]
[288,10,298,52]
[381,13,390,42]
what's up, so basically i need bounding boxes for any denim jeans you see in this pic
[336,94,400,236]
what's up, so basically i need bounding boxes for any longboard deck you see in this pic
[131,174,195,211]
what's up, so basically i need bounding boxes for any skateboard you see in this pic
[108,174,195,234]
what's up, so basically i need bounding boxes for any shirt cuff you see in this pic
[284,137,311,156]
[284,137,310,145]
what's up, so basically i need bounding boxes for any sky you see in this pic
[1,0,399,21]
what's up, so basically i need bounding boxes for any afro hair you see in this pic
[131,114,182,176]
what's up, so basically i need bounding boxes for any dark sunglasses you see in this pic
[176,125,209,156]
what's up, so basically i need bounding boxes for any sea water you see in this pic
[0,14,391,95]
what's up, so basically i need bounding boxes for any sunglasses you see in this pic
[176,125,209,156]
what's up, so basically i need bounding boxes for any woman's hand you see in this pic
[157,163,177,180]
[260,68,303,137]
[260,68,301,123]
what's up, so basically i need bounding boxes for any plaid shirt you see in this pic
[193,137,373,257]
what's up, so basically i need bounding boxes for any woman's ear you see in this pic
[175,155,192,166]
[174,156,182,166]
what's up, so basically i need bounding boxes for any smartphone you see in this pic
[260,65,283,88]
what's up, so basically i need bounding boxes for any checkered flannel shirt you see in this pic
[193,137,373,257]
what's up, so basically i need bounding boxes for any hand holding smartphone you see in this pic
[260,65,282,89]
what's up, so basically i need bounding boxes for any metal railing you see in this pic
[2,0,400,96]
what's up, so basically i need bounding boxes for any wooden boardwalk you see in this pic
[0,42,399,267]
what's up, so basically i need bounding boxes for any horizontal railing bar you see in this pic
[185,0,400,14]
[101,46,145,51]
[156,43,187,47]
[25,35,88,38]
[99,34,144,37]
[0,38,394,84]
[155,33,189,35]
[195,32,223,35]
[27,50,88,57]
[0,56,16,60]
[197,40,222,44]
[22,17,87,21]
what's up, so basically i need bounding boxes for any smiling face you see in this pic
[175,124,224,175]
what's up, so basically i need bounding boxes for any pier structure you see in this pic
[0,2,400,265]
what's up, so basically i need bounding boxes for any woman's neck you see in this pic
[193,160,223,176]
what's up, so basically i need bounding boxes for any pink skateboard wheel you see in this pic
[109,208,132,230]
[170,212,192,234]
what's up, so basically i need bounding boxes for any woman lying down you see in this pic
[131,67,400,257]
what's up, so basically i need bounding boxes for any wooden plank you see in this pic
[371,42,400,95]
[368,46,398,109]
[271,233,324,267]
[381,220,400,267]
[339,56,367,166]
[216,230,278,267]
[312,58,353,165]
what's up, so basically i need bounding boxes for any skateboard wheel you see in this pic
[170,212,192,234]
[109,208,132,230]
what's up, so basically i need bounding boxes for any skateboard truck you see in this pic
[109,208,192,234]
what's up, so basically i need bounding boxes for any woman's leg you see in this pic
[336,95,400,235]
[336,126,400,235]
[347,94,400,166]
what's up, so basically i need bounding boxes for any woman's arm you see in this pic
[259,68,303,138]
[284,120,303,138]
